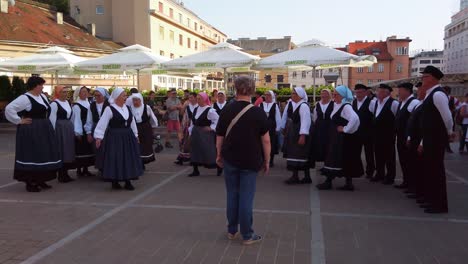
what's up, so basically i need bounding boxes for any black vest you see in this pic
[287,102,308,125]
[315,101,334,123]
[260,102,278,130]
[407,103,423,148]
[332,104,350,127]
[136,104,150,124]
[74,102,90,134]
[374,97,396,137]
[353,97,373,136]
[108,105,133,129]
[213,102,226,115]
[52,101,72,120]
[90,100,109,124]
[186,105,195,120]
[395,97,416,142]
[421,87,449,149]
[192,107,212,127]
[18,94,50,119]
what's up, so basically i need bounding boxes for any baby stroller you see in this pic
[153,134,164,153]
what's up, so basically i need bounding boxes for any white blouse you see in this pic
[312,101,332,123]
[280,101,312,135]
[73,99,93,136]
[49,100,73,129]
[93,104,138,139]
[261,102,282,131]
[216,102,226,110]
[189,106,219,134]
[331,103,360,134]
[5,93,49,125]
[130,105,159,128]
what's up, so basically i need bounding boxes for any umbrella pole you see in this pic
[137,69,140,90]
[340,67,343,86]
[313,66,317,104]
[56,70,59,85]
[223,68,227,92]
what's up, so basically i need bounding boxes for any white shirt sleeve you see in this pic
[73,105,84,136]
[312,105,318,123]
[433,91,454,134]
[368,99,376,114]
[5,95,30,125]
[93,107,113,139]
[147,107,159,128]
[207,108,219,131]
[49,102,58,130]
[275,104,282,132]
[130,116,138,138]
[299,104,311,135]
[407,99,420,113]
[391,100,399,116]
[280,104,289,130]
[341,104,360,134]
[84,107,93,135]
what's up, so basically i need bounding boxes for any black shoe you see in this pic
[316,181,333,190]
[58,175,75,183]
[76,168,84,177]
[419,204,431,209]
[300,178,313,184]
[124,181,135,191]
[37,182,52,189]
[424,208,448,214]
[112,182,122,190]
[338,184,354,191]
[83,171,96,177]
[382,179,394,185]
[404,189,414,194]
[407,194,418,199]
[394,183,408,189]
[370,177,382,183]
[174,160,183,165]
[365,173,373,179]
[416,198,426,204]
[284,176,300,185]
[188,171,200,177]
[26,184,41,192]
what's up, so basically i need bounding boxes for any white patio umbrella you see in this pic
[75,44,170,89]
[162,42,260,90]
[0,46,86,86]
[255,39,378,102]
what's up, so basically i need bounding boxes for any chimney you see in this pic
[283,36,291,39]
[87,23,96,36]
[56,12,63,25]
[1,0,8,14]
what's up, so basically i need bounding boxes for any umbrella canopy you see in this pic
[74,44,169,73]
[0,46,86,73]
[162,42,260,71]
[254,39,377,70]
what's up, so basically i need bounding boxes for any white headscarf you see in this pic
[130,93,144,109]
[294,87,308,103]
[95,87,110,99]
[267,90,276,103]
[109,87,125,104]
[73,87,87,102]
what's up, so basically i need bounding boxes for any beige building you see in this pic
[70,0,227,90]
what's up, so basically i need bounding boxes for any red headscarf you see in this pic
[199,92,211,106]
[53,85,65,100]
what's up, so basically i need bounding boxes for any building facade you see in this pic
[444,3,468,74]
[288,67,350,89]
[342,36,412,89]
[410,50,444,77]
[70,0,227,90]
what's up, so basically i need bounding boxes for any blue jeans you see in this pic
[223,161,258,240]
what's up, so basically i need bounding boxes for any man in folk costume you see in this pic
[213,91,227,115]
[352,84,376,179]
[260,91,281,167]
[281,87,313,185]
[370,84,399,185]
[394,83,420,190]
[418,66,454,214]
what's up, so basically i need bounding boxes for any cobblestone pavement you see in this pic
[0,130,467,264]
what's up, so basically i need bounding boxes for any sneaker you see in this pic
[242,234,262,245]
[227,232,239,240]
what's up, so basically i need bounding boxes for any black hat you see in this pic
[420,66,444,80]
[397,82,413,92]
[354,84,369,90]
[415,82,422,88]
[378,83,392,92]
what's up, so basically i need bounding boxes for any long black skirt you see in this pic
[101,128,143,182]
[137,122,156,164]
[283,120,313,171]
[311,119,331,162]
[323,130,363,178]
[75,133,95,168]
[14,119,62,183]
[55,120,75,169]
[190,126,216,168]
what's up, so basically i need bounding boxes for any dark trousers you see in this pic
[359,134,375,176]
[407,147,423,196]
[422,146,448,210]
[396,138,410,184]
[374,137,396,181]
[460,124,468,152]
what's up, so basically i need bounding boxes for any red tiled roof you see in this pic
[0,2,118,50]
[347,41,393,61]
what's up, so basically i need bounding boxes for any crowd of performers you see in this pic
[4,66,463,214]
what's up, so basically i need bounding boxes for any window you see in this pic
[179,34,183,46]
[194,22,198,31]
[187,38,191,49]
[372,48,380,56]
[301,71,306,79]
[96,5,104,15]
[357,80,363,84]
[368,80,373,86]
[159,26,164,40]
[170,53,174,59]
[396,63,403,73]
[378,63,384,72]
[265,74,272,83]
[187,18,191,28]
[357,49,366,56]
[277,75,284,83]
[169,8,173,18]
[158,2,163,13]
[194,41,198,50]
[419,67,425,72]
[169,30,175,44]
[377,79,384,83]
[292,71,297,78]
[179,13,183,23]
[368,66,374,73]
[420,59,431,64]
[396,47,408,55]
[357,67,364,73]
[160,50,165,56]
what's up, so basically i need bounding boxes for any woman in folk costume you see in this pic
[94,88,143,190]
[260,91,281,167]
[316,86,362,191]
[89,88,110,173]
[213,91,227,115]
[5,77,62,192]
[73,86,95,177]
[188,92,220,177]
[49,86,75,183]
[310,89,334,169]
[175,92,198,165]
[130,93,159,169]
[281,87,313,185]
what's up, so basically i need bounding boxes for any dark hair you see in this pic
[130,88,139,94]
[234,76,255,96]
[443,86,451,94]
[149,91,156,95]
[255,91,263,96]
[189,92,197,97]
[184,89,190,93]
[26,76,46,90]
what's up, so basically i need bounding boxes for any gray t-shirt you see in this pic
[165,98,181,121]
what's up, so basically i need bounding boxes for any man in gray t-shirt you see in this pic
[164,89,182,148]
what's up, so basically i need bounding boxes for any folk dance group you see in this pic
[5,77,158,192]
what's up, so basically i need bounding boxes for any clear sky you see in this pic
[183,0,460,52]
